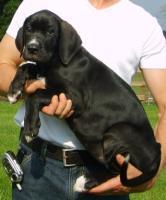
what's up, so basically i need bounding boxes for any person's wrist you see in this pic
[24,79,46,94]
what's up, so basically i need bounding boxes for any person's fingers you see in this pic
[42,93,74,117]
[42,95,59,115]
[54,93,67,116]
[116,154,126,165]
[59,98,73,118]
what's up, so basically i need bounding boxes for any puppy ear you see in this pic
[59,21,82,65]
[15,27,24,55]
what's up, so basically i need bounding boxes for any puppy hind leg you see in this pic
[74,175,88,192]
[74,175,98,192]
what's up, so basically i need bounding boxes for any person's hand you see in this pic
[88,154,156,196]
[24,79,46,93]
[42,93,74,118]
[24,79,74,118]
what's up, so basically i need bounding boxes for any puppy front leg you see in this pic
[8,62,37,103]
[23,89,54,142]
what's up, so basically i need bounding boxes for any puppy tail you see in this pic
[120,154,158,187]
[120,154,131,185]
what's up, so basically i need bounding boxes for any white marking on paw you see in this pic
[37,76,46,85]
[74,175,88,192]
[21,120,24,127]
[8,90,21,104]
[25,135,33,143]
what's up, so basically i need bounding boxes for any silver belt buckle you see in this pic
[62,149,76,167]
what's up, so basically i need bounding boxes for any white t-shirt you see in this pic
[7,0,166,149]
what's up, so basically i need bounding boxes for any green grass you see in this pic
[143,103,158,127]
[132,71,150,98]
[131,170,166,200]
[0,100,165,199]
[0,100,20,200]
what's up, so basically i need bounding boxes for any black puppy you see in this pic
[8,10,161,191]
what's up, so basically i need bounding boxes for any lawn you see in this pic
[0,100,20,200]
[0,100,166,200]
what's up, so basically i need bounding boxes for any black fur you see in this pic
[8,10,161,188]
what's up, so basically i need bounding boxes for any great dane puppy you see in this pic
[8,10,161,191]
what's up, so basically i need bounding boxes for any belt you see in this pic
[21,136,96,167]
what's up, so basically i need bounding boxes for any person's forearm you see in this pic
[155,109,166,170]
[0,34,23,93]
[0,63,17,93]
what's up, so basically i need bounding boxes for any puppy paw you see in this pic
[7,90,21,104]
[74,175,88,192]
[24,131,38,143]
[25,135,33,143]
[23,127,39,143]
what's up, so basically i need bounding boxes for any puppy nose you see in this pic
[27,42,40,53]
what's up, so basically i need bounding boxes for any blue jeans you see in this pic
[12,144,130,200]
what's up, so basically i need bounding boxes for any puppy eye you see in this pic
[26,26,32,32]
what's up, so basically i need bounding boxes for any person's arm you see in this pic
[0,34,22,92]
[142,69,166,169]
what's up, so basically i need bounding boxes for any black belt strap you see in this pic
[21,135,96,167]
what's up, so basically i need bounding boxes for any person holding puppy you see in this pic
[0,0,166,200]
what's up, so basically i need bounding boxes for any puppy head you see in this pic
[16,10,60,63]
[16,10,82,65]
